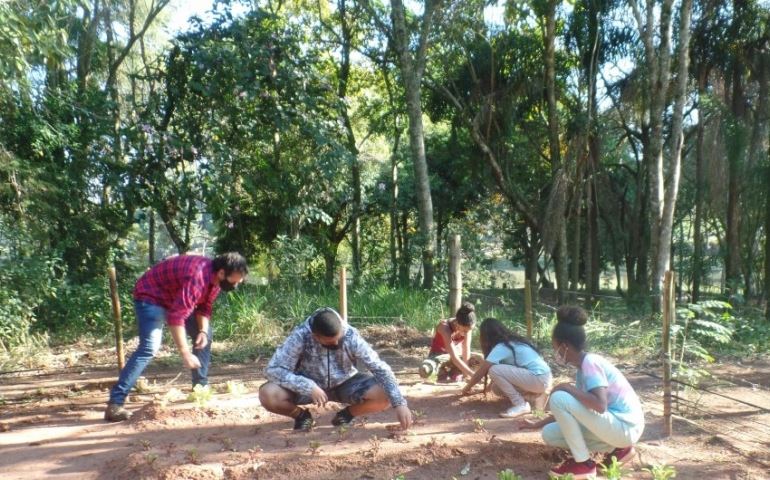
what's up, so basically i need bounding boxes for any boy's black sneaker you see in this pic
[331,407,355,426]
[293,408,314,431]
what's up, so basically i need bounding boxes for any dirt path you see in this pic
[1,331,769,479]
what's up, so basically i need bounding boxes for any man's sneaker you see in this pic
[293,408,314,431]
[104,403,132,422]
[499,402,531,418]
[549,458,597,480]
[601,446,635,467]
[331,407,355,427]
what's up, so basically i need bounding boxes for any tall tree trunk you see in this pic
[389,126,401,286]
[760,50,770,319]
[390,0,438,289]
[570,205,582,293]
[692,68,709,303]
[399,210,410,286]
[544,0,567,302]
[570,163,584,295]
[654,0,693,309]
[525,234,539,288]
[635,0,674,310]
[336,0,362,284]
[324,246,337,287]
[744,49,770,299]
[588,149,601,298]
[149,209,155,265]
[585,179,595,305]
[380,61,402,287]
[586,24,602,302]
[158,209,189,253]
[725,61,747,296]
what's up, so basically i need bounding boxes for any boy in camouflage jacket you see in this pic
[259,307,412,431]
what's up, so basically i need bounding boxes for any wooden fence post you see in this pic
[525,279,533,338]
[108,266,125,371]
[339,266,348,321]
[662,270,675,437]
[448,235,462,316]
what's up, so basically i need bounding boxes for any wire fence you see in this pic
[634,369,770,468]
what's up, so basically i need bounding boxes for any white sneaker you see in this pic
[500,403,531,418]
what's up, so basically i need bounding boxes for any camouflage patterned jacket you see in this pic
[265,314,407,408]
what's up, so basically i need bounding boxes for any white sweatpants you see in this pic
[488,364,551,406]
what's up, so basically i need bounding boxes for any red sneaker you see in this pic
[601,446,635,466]
[549,458,597,479]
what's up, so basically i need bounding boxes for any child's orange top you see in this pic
[429,320,466,355]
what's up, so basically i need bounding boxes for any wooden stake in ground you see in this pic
[339,266,348,321]
[448,235,462,316]
[662,270,675,437]
[108,266,125,371]
[525,279,533,338]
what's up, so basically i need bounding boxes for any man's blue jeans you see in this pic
[108,300,213,405]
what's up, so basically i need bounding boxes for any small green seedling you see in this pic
[145,453,159,467]
[333,424,350,443]
[473,418,486,433]
[497,469,523,480]
[643,464,677,480]
[411,409,426,425]
[135,377,151,393]
[220,437,236,452]
[307,440,322,455]
[186,448,200,465]
[187,384,213,407]
[550,475,575,480]
[531,409,547,419]
[226,380,247,396]
[367,434,382,458]
[392,475,406,480]
[139,439,151,451]
[600,455,630,480]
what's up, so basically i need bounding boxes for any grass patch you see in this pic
[3,281,767,373]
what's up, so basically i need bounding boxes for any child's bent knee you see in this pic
[541,422,562,446]
[548,390,575,410]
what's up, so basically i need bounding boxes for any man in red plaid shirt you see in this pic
[105,252,248,422]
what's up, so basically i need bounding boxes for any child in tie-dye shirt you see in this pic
[517,306,644,479]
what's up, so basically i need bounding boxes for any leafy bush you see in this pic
[668,300,736,391]
[35,279,136,341]
[0,254,60,348]
[269,235,319,286]
[672,300,734,367]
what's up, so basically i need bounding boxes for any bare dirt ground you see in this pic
[1,326,769,480]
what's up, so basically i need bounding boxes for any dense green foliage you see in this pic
[1,0,769,358]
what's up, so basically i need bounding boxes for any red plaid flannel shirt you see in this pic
[133,255,221,326]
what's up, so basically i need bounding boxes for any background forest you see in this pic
[1,0,769,364]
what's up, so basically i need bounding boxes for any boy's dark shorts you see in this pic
[293,372,378,406]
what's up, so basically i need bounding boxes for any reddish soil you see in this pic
[1,326,769,479]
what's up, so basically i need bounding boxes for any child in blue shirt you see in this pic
[517,306,644,479]
[462,317,552,417]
